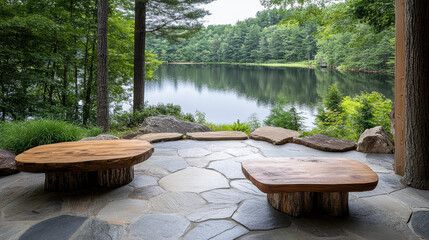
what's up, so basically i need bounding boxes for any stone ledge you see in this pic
[293,134,357,152]
[133,133,184,143]
[249,126,300,145]
[187,131,248,141]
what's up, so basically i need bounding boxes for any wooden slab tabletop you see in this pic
[242,158,378,193]
[15,140,154,173]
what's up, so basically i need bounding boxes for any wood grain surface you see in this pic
[16,140,154,173]
[242,158,378,193]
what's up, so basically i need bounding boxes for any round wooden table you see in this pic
[15,140,154,191]
[242,157,378,217]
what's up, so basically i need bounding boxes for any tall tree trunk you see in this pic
[82,36,90,125]
[83,42,95,126]
[133,0,146,112]
[97,0,110,132]
[62,66,68,106]
[74,62,79,117]
[402,0,429,189]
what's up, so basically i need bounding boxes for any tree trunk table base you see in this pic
[241,158,378,217]
[44,167,135,191]
[267,192,349,217]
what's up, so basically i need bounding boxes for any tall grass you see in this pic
[0,119,101,154]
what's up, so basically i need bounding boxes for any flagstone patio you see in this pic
[1,139,428,240]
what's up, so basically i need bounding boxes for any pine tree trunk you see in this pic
[402,0,429,189]
[133,0,146,112]
[97,0,110,132]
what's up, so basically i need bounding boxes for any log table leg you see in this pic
[97,166,134,188]
[45,171,96,191]
[268,192,314,217]
[267,192,349,217]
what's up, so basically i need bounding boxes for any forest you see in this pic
[147,2,395,71]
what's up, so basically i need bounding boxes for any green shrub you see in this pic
[264,104,305,131]
[204,123,233,132]
[232,120,251,134]
[247,113,261,132]
[0,119,101,154]
[313,86,392,140]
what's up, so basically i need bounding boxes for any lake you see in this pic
[143,64,394,130]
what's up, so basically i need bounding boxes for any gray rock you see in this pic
[184,152,232,168]
[361,195,412,222]
[79,134,119,141]
[72,219,124,240]
[130,185,165,200]
[139,115,211,134]
[232,199,291,230]
[293,134,357,152]
[410,211,429,240]
[357,126,394,154]
[140,155,188,173]
[0,148,19,175]
[183,220,248,240]
[186,203,237,222]
[19,215,87,240]
[225,146,260,157]
[129,214,190,240]
[208,160,245,179]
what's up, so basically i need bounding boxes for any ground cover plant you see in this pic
[0,119,101,154]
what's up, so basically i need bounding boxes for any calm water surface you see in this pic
[144,64,394,130]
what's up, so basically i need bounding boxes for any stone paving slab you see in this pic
[19,215,87,240]
[183,220,248,240]
[187,131,248,141]
[159,167,229,193]
[149,192,206,214]
[129,214,190,240]
[186,203,237,222]
[208,160,245,179]
[96,199,150,225]
[410,211,429,239]
[249,126,300,145]
[72,219,124,240]
[232,199,292,230]
[133,133,184,143]
[293,134,357,152]
[140,155,188,173]
[184,151,232,168]
[390,187,429,208]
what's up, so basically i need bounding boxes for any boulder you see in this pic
[79,134,119,141]
[249,126,299,145]
[0,148,19,175]
[293,134,356,152]
[139,115,211,134]
[357,126,394,154]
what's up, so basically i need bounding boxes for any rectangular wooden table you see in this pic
[242,157,378,217]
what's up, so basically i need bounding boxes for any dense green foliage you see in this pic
[0,119,101,154]
[264,104,305,131]
[310,85,392,140]
[0,0,162,123]
[147,9,318,63]
[147,3,395,71]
